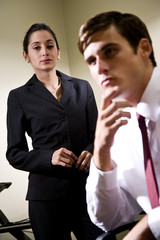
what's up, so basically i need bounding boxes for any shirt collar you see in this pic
[137,67,160,122]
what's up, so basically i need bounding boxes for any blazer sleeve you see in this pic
[6,90,53,174]
[84,82,98,154]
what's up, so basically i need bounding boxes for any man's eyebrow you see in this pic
[99,43,119,53]
[84,43,119,62]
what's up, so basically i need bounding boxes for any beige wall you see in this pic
[0,0,69,237]
[1,0,160,239]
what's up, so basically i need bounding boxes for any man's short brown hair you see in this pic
[78,11,156,66]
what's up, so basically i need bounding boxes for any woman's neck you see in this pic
[35,68,59,89]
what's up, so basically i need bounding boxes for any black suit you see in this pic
[6,71,103,239]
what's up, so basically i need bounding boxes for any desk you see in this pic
[0,182,32,240]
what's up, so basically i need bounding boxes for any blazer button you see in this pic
[61,115,67,121]
[63,136,70,143]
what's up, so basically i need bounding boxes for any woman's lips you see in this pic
[41,59,51,63]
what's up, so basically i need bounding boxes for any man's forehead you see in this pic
[85,26,121,47]
[84,26,121,58]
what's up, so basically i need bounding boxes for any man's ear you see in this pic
[138,38,152,59]
[23,51,30,63]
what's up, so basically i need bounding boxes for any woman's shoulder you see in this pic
[58,70,87,82]
[9,74,38,94]
[57,70,91,89]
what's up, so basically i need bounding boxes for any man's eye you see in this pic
[105,48,117,57]
[87,57,96,65]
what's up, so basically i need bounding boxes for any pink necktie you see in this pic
[137,114,159,209]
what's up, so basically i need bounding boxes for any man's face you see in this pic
[84,25,147,101]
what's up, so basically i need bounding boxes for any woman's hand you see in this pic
[51,148,77,168]
[76,150,92,172]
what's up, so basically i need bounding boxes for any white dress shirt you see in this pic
[86,67,160,239]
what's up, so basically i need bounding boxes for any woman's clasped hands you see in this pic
[51,148,92,172]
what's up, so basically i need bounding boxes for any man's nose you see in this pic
[97,58,109,74]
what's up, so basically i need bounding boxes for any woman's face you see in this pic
[23,30,60,74]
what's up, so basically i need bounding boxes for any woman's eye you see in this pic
[47,45,54,49]
[33,46,41,50]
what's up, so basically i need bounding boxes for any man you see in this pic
[78,11,160,239]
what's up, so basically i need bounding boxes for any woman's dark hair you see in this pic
[78,11,156,67]
[23,23,59,54]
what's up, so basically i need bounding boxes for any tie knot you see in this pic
[137,113,145,128]
[136,113,144,120]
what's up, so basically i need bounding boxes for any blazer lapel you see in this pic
[26,72,73,108]
[61,78,72,105]
[57,71,73,105]
[28,75,64,108]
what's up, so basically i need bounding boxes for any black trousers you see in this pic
[29,199,104,240]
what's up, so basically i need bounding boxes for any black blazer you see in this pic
[6,71,98,202]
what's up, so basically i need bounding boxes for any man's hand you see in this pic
[94,86,132,171]
[123,215,154,240]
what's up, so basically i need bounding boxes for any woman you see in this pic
[6,23,103,240]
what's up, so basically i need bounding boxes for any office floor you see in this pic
[0,229,34,240]
[0,230,128,240]
[0,231,77,240]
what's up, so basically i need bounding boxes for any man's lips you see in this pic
[101,77,112,86]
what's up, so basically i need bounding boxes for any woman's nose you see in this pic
[42,47,48,56]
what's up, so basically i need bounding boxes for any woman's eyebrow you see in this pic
[46,39,55,43]
[31,39,55,46]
